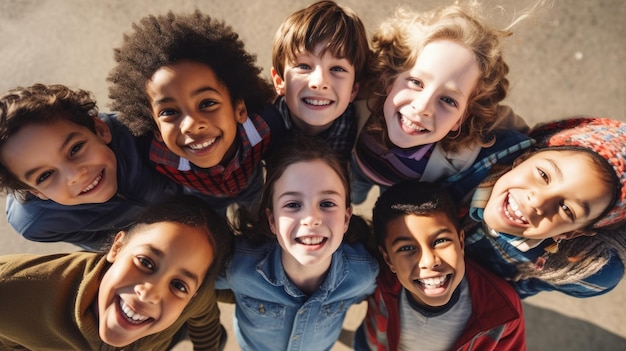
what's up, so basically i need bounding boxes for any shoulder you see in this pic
[0,252,102,280]
[465,259,521,307]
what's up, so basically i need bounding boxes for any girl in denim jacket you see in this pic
[216,136,378,351]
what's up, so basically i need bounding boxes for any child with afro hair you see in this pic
[108,11,287,216]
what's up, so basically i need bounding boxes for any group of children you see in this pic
[0,1,624,350]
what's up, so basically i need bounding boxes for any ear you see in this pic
[349,82,360,102]
[93,117,113,144]
[379,245,396,273]
[153,129,164,142]
[458,229,465,252]
[234,99,248,124]
[271,67,286,96]
[449,114,465,132]
[266,208,278,235]
[27,189,49,200]
[343,206,353,233]
[106,231,126,263]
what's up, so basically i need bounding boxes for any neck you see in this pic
[281,251,332,295]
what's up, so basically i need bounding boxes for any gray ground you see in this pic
[0,0,624,350]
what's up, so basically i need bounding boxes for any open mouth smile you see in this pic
[188,138,217,150]
[303,98,333,106]
[415,275,449,289]
[119,298,152,325]
[504,193,528,224]
[400,115,429,133]
[81,171,103,194]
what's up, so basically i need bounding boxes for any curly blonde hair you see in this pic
[366,3,524,152]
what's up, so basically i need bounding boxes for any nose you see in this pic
[410,92,434,117]
[301,206,322,227]
[180,113,206,135]
[308,66,328,90]
[66,165,88,185]
[419,247,441,270]
[527,190,556,216]
[135,281,161,304]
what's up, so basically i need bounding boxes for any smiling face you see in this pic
[146,60,248,168]
[272,41,359,136]
[97,221,214,347]
[383,40,480,148]
[267,159,352,271]
[381,212,465,309]
[484,150,613,239]
[0,118,117,205]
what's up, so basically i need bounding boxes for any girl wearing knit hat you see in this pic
[463,117,626,298]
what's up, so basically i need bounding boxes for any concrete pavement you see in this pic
[0,0,624,350]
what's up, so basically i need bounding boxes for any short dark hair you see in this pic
[372,181,460,248]
[0,83,98,195]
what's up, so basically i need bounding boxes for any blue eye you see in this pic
[440,97,458,107]
[35,171,53,185]
[320,201,337,208]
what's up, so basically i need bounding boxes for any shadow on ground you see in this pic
[523,303,626,350]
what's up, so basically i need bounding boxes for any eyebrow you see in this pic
[276,190,343,201]
[24,131,80,181]
[146,246,200,286]
[389,228,455,246]
[151,86,222,106]
[412,69,467,99]
[543,157,590,218]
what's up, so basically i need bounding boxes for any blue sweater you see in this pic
[6,113,182,251]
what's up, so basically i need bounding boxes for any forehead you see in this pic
[147,60,228,95]
[384,213,459,243]
[274,160,345,194]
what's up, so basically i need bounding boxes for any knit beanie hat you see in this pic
[529,117,626,228]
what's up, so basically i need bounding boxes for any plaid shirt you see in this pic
[149,112,271,198]
[275,96,358,160]
[464,181,624,298]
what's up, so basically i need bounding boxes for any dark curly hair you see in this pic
[0,83,98,196]
[108,10,275,137]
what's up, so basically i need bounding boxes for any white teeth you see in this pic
[505,195,528,224]
[417,275,448,288]
[120,300,149,324]
[81,173,102,193]
[189,138,216,150]
[400,116,428,132]
[304,98,332,106]
[298,236,324,245]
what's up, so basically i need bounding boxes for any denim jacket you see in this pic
[215,237,378,351]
